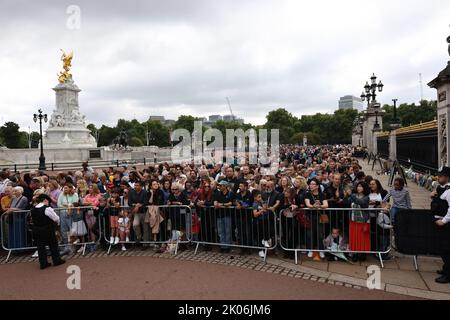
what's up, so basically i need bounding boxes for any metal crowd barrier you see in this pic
[191,206,278,262]
[101,205,192,255]
[279,208,392,267]
[1,206,99,262]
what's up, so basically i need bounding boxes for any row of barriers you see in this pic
[1,206,391,265]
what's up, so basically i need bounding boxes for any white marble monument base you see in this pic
[43,127,96,149]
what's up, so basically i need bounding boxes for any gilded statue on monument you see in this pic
[57,49,73,83]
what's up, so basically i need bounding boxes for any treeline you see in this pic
[0,100,437,148]
[381,100,437,131]
[0,122,40,149]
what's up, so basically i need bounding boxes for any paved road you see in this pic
[0,256,417,300]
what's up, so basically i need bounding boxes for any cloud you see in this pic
[0,0,449,130]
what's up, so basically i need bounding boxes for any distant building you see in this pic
[208,115,223,123]
[222,114,234,122]
[164,119,175,126]
[149,116,165,122]
[338,95,363,111]
[148,116,175,126]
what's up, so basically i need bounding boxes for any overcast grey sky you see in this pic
[0,0,449,130]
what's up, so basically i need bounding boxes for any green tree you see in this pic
[264,108,296,144]
[0,122,23,148]
[129,136,144,146]
[97,125,119,147]
[172,115,203,133]
[144,120,171,147]
[382,100,437,130]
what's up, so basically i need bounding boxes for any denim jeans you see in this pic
[390,207,400,225]
[59,212,72,248]
[216,215,232,249]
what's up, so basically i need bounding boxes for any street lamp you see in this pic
[360,73,384,108]
[373,110,381,132]
[33,109,48,171]
[391,98,401,126]
[146,125,153,146]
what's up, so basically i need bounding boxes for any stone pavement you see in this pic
[359,159,431,209]
[1,245,449,300]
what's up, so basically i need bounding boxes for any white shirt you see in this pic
[0,178,10,194]
[439,188,450,224]
[36,203,60,225]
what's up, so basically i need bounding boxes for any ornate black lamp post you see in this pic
[373,110,381,131]
[360,73,384,108]
[33,109,48,171]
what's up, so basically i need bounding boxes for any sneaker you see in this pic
[126,237,130,242]
[32,250,39,258]
[110,236,114,243]
[114,237,120,245]
[307,251,313,258]
[77,247,84,253]
[259,250,266,258]
[121,245,127,251]
[262,240,270,248]
[319,252,325,259]
[73,239,80,244]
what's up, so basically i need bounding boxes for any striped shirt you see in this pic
[383,188,412,209]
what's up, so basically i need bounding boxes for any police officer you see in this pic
[432,166,450,283]
[31,194,65,270]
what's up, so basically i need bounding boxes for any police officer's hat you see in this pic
[438,166,450,177]
[36,194,52,203]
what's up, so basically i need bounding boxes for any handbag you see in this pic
[319,213,329,224]
[283,208,298,218]
[146,205,164,234]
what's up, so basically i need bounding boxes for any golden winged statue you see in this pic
[57,49,74,83]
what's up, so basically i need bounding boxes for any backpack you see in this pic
[431,185,450,216]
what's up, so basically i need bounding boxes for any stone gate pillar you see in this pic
[364,105,383,153]
[428,34,450,168]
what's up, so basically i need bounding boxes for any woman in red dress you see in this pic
[344,181,370,262]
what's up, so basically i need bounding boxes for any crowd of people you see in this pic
[0,145,411,262]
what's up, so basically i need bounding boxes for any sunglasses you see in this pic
[171,189,179,191]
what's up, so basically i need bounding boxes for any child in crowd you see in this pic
[97,196,109,249]
[377,209,393,260]
[382,178,412,224]
[323,228,348,261]
[108,197,122,245]
[118,209,131,251]
[252,191,272,259]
